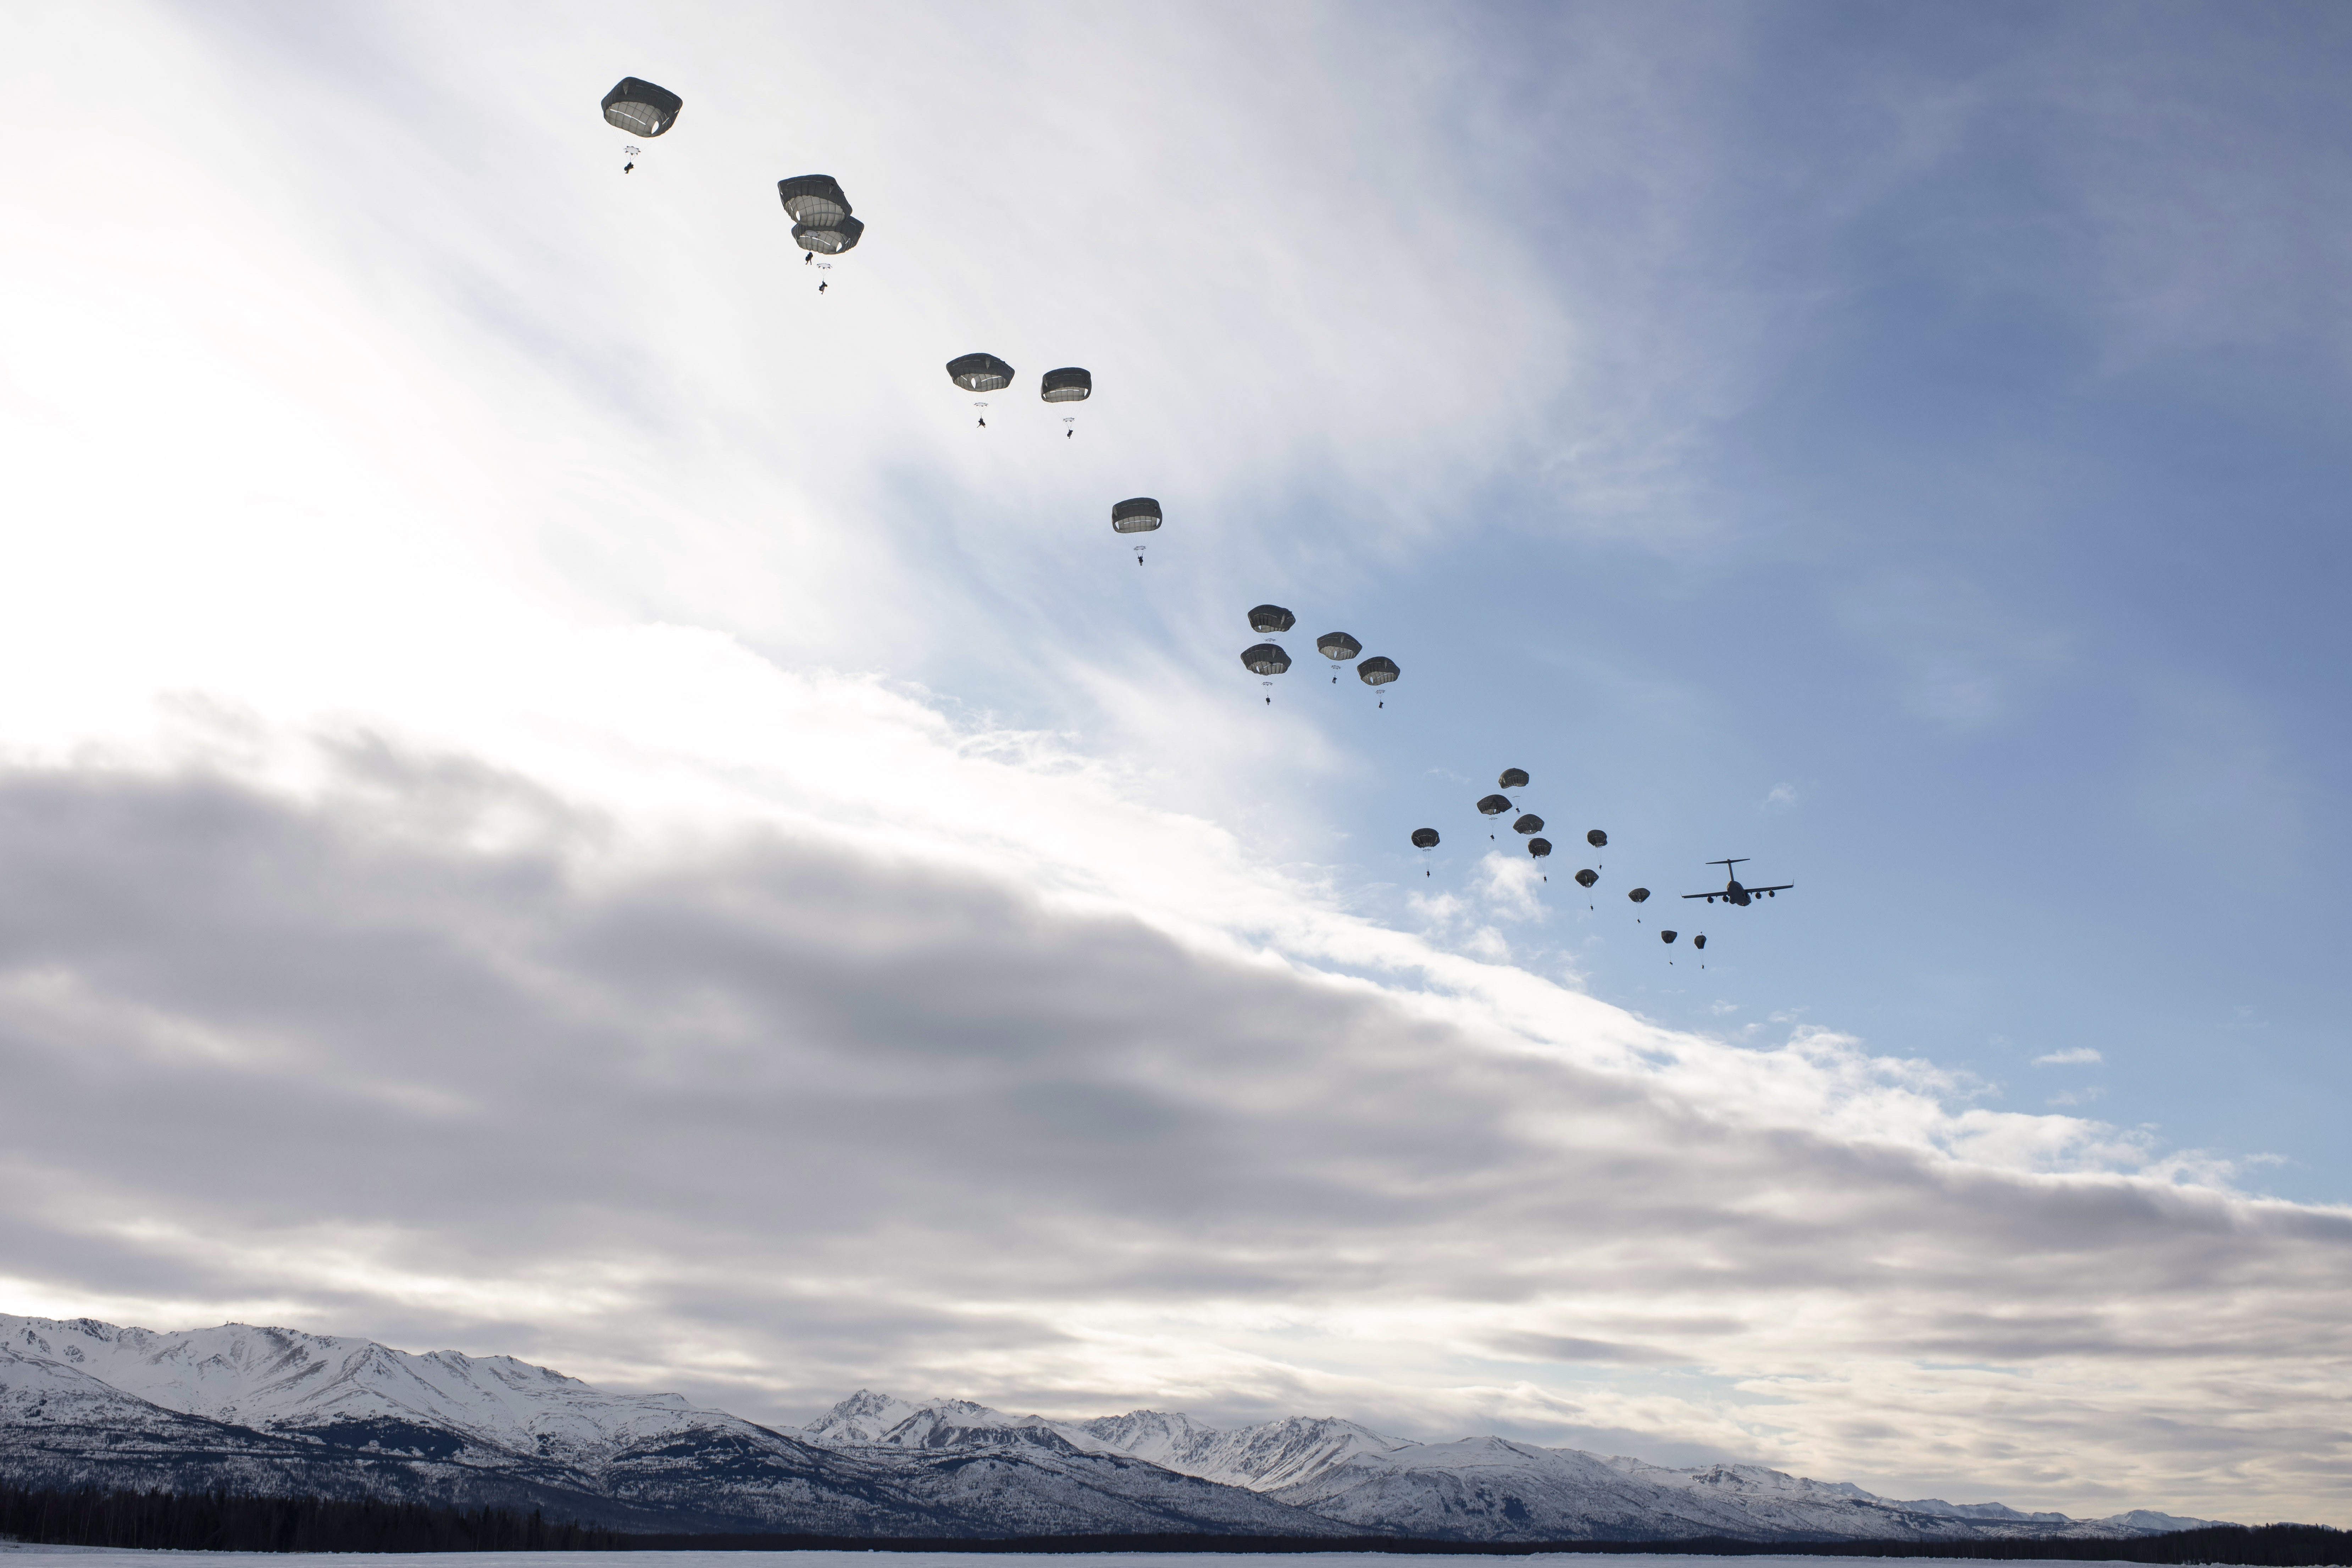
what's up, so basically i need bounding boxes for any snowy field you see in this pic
[0,1548,2168,1568]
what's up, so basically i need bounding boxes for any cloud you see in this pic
[0,732,2345,1525]
[1761,784,1798,810]
[2034,1048,2105,1067]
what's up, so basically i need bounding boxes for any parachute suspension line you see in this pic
[623,145,639,173]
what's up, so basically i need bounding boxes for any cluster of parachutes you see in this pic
[600,77,1711,953]
[1410,768,1604,885]
[1410,772,1705,961]
[945,355,1095,439]
[601,79,863,262]
[607,73,1721,968]
[601,79,1172,565]
[1238,605,1400,707]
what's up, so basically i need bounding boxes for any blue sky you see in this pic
[2,0,2348,1524]
[839,0,2352,1195]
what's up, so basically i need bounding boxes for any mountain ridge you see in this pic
[1,1314,2222,1542]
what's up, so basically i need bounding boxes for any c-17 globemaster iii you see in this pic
[1684,858,1792,907]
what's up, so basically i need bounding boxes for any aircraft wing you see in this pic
[1749,883,1794,894]
[1681,892,1715,899]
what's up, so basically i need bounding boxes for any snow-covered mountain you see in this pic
[5,1314,743,1465]
[0,1316,1342,1537]
[2,1315,2223,1541]
[797,1390,2228,1542]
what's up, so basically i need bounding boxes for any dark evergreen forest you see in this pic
[2,1480,2345,1562]
[0,1481,626,1552]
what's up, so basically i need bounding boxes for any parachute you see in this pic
[1241,642,1291,704]
[1239,643,1292,676]
[1513,814,1544,834]
[1692,934,1707,950]
[1411,828,1440,849]
[777,174,850,226]
[1111,497,1161,563]
[1628,888,1651,903]
[1498,768,1529,789]
[1527,837,1552,857]
[947,353,1015,393]
[793,216,864,255]
[603,77,682,137]
[778,176,860,255]
[1661,930,1679,944]
[1248,604,1297,635]
[604,78,681,173]
[1318,633,1360,683]
[1042,368,1090,435]
[1575,868,1598,888]
[1358,656,1399,707]
[1587,829,1607,848]
[1476,793,1510,841]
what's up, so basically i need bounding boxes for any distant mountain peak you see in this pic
[2,1314,2229,1544]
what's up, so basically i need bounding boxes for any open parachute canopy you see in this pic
[793,216,864,254]
[1476,794,1513,816]
[1693,934,1708,950]
[1111,497,1162,534]
[1629,887,1651,903]
[1587,829,1608,848]
[1318,632,1362,662]
[1041,367,1093,402]
[1498,768,1529,789]
[603,78,683,137]
[777,174,850,225]
[1527,837,1552,858]
[778,176,860,253]
[1575,868,1599,888]
[1240,643,1291,676]
[947,353,1015,393]
[1411,828,1440,849]
[1358,656,1400,687]
[1248,604,1297,635]
[1513,814,1544,834]
[1662,930,1679,944]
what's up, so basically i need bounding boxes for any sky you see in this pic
[2,0,2349,1527]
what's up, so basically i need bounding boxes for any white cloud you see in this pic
[2034,1047,2106,1067]
[0,727,2347,1524]
[1761,783,1799,810]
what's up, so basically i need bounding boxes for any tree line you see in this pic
[2,1479,2345,1561]
[0,1480,628,1552]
